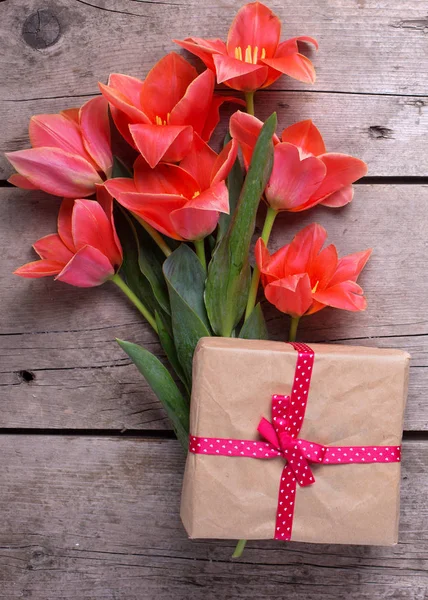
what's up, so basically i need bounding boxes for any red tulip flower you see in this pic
[15,187,122,287]
[6,98,112,198]
[175,2,318,93]
[99,52,243,169]
[105,136,238,241]
[230,112,368,211]
[256,223,372,317]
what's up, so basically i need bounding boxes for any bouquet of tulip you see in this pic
[7,3,374,556]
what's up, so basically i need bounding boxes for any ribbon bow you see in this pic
[257,394,326,487]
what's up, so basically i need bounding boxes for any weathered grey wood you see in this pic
[0,186,427,430]
[2,0,428,101]
[0,436,425,599]
[2,90,428,180]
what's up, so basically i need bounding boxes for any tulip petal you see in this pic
[61,108,80,124]
[114,191,187,240]
[226,2,281,59]
[109,105,136,148]
[56,245,114,287]
[140,52,197,123]
[230,110,279,168]
[329,249,372,287]
[170,181,229,240]
[104,177,138,199]
[213,53,268,91]
[58,198,76,252]
[33,233,74,263]
[320,184,354,207]
[5,148,103,198]
[285,223,327,274]
[29,113,90,159]
[313,280,367,312]
[95,184,123,263]
[281,119,326,157]
[255,238,290,284]
[80,96,113,177]
[262,52,316,84]
[130,123,193,168]
[309,153,368,204]
[179,134,218,190]
[201,93,246,142]
[99,80,149,125]
[8,173,38,190]
[211,138,238,185]
[265,143,326,211]
[265,274,313,317]
[72,199,122,267]
[309,244,338,291]
[133,157,199,197]
[170,69,215,137]
[173,37,227,70]
[108,73,145,109]
[14,259,65,278]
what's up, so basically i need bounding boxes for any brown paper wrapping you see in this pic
[180,338,410,545]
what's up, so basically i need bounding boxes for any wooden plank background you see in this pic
[0,0,427,597]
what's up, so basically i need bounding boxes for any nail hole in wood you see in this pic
[18,370,35,383]
[22,9,61,49]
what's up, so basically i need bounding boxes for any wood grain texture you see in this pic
[2,90,428,179]
[2,0,428,100]
[1,186,427,430]
[0,436,426,600]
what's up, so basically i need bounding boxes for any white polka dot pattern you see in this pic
[189,342,402,542]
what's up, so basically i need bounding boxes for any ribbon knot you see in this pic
[257,394,324,487]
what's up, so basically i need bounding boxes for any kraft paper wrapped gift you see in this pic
[180,337,410,545]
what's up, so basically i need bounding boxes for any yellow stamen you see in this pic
[312,280,320,294]
[252,46,258,64]
[234,46,243,61]
[192,190,200,199]
[155,115,162,126]
[155,113,170,126]
[261,47,266,59]
[244,45,253,63]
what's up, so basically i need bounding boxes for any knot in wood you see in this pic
[22,9,61,49]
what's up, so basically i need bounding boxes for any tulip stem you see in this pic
[245,92,255,116]
[244,207,278,322]
[232,538,247,559]
[110,274,158,334]
[194,240,207,273]
[133,214,172,258]
[289,316,300,342]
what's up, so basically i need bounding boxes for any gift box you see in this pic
[180,337,410,545]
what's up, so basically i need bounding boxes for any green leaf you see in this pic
[117,339,189,450]
[155,311,189,395]
[114,206,158,315]
[217,134,244,242]
[163,245,211,386]
[205,113,277,336]
[133,218,170,315]
[112,155,132,179]
[238,302,268,340]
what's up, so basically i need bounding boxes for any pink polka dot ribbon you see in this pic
[189,342,402,541]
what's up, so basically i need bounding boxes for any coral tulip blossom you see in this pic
[14,187,122,287]
[230,112,368,211]
[99,52,243,168]
[256,223,372,317]
[6,98,112,198]
[175,2,318,92]
[105,136,238,241]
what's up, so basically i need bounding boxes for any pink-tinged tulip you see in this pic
[105,136,238,241]
[6,98,113,198]
[256,223,372,317]
[15,187,122,287]
[99,52,243,168]
[230,112,368,211]
[175,2,318,92]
